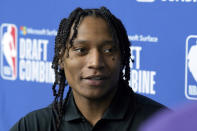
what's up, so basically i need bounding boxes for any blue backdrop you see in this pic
[1,0,197,130]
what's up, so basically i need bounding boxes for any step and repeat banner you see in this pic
[1,0,197,130]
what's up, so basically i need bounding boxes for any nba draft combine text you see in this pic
[0,23,55,83]
[130,46,156,95]
[19,38,54,83]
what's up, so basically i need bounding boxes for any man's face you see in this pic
[62,16,121,100]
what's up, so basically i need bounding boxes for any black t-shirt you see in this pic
[10,86,166,131]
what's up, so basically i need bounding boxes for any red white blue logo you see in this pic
[0,23,17,80]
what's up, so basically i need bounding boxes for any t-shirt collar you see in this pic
[63,85,134,122]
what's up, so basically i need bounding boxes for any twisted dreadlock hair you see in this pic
[51,6,132,130]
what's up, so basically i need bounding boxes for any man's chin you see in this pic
[82,88,116,101]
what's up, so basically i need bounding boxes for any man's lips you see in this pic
[83,75,108,80]
[81,75,109,86]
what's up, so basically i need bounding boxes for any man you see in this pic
[11,7,166,131]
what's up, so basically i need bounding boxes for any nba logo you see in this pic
[185,35,197,100]
[0,23,17,80]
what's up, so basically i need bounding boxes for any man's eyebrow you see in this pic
[102,40,117,47]
[72,40,115,45]
[73,40,88,44]
[102,40,114,44]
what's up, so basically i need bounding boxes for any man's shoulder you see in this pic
[132,93,168,119]
[134,93,165,109]
[10,104,56,131]
[25,104,54,120]
[23,105,53,121]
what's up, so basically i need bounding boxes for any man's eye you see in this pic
[73,48,87,54]
[104,48,113,53]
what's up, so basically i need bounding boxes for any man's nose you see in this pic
[87,49,105,70]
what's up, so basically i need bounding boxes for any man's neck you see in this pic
[72,87,118,126]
